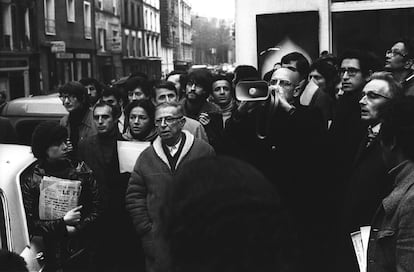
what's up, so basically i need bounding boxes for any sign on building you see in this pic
[51,41,66,53]
[112,37,122,53]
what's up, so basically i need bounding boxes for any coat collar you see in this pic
[152,130,194,171]
[383,160,414,215]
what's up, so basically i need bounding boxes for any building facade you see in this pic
[160,0,178,76]
[0,0,36,99]
[121,0,161,80]
[235,0,414,76]
[175,0,191,70]
[95,0,123,84]
[37,0,96,93]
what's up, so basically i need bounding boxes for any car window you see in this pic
[0,190,9,249]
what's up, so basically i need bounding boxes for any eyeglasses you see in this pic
[59,94,77,101]
[268,79,294,88]
[339,67,361,77]
[154,116,183,127]
[362,91,391,100]
[385,49,407,58]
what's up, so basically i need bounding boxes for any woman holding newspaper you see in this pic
[22,121,101,271]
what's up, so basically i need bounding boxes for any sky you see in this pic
[187,0,235,20]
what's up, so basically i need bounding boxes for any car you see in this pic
[0,144,44,271]
[0,94,66,145]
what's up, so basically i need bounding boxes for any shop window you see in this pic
[66,0,75,22]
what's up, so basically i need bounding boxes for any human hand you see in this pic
[198,112,211,126]
[63,205,82,226]
[271,87,292,112]
[66,225,77,236]
[237,101,259,115]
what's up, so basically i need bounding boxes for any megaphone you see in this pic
[235,81,269,101]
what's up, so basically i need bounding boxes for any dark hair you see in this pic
[152,80,178,98]
[233,65,260,85]
[339,50,374,77]
[380,96,414,161]
[281,52,310,80]
[93,100,122,119]
[394,38,414,59]
[79,77,103,94]
[164,156,299,272]
[310,59,339,89]
[186,69,213,96]
[31,121,68,159]
[124,99,155,131]
[0,249,28,272]
[58,81,89,106]
[102,86,123,103]
[124,76,151,97]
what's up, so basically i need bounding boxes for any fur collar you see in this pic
[152,130,194,170]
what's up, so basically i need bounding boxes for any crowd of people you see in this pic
[2,38,414,272]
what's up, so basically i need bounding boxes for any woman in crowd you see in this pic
[122,99,157,142]
[22,121,100,271]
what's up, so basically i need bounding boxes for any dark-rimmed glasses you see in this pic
[155,116,183,127]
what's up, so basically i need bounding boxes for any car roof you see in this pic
[1,93,67,117]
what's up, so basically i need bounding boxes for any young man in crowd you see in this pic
[180,69,223,147]
[125,102,214,272]
[59,81,97,153]
[101,86,127,133]
[77,101,143,271]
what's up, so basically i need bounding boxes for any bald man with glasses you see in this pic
[225,66,330,271]
[125,102,214,272]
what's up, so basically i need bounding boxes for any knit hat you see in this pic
[31,121,68,159]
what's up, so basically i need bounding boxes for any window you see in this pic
[24,8,30,43]
[1,4,12,49]
[113,0,117,15]
[98,28,106,51]
[125,34,130,57]
[98,0,103,10]
[44,0,56,35]
[132,36,136,57]
[123,0,128,24]
[66,0,75,22]
[83,1,92,39]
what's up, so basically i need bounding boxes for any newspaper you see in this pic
[117,141,151,173]
[39,176,82,220]
[351,226,371,272]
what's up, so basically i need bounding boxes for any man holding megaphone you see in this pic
[224,65,332,272]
